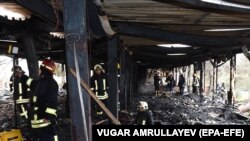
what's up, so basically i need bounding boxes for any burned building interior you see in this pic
[0,0,250,140]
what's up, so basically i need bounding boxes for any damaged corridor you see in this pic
[0,0,250,141]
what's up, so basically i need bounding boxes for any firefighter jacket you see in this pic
[10,74,34,119]
[134,110,154,125]
[192,77,200,87]
[31,71,58,129]
[154,74,161,88]
[166,76,175,87]
[178,76,186,88]
[90,73,108,100]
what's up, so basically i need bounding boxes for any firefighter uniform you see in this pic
[192,74,200,94]
[31,59,59,141]
[154,71,161,96]
[134,101,154,125]
[90,64,108,116]
[10,66,34,120]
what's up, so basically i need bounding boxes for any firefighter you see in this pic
[90,64,108,117]
[10,66,34,120]
[154,71,161,96]
[31,59,59,141]
[166,73,175,93]
[192,73,200,95]
[178,73,185,95]
[134,101,154,125]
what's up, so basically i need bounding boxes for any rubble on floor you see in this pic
[132,92,250,125]
[0,93,71,141]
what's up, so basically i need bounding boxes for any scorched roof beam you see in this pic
[130,45,204,54]
[15,0,57,25]
[114,22,248,48]
[224,0,250,5]
[135,56,193,67]
[153,0,250,15]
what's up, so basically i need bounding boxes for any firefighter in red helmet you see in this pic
[31,59,59,141]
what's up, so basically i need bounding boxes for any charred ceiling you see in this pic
[0,0,250,67]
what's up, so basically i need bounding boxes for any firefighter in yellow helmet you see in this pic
[134,101,154,125]
[90,64,108,117]
[31,59,59,141]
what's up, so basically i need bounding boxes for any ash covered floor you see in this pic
[1,88,250,140]
[132,91,250,125]
[0,92,71,141]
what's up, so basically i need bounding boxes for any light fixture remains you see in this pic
[167,53,187,56]
[99,62,105,65]
[0,39,17,43]
[201,0,250,9]
[50,32,65,39]
[136,60,142,64]
[204,28,250,32]
[158,44,191,48]
[0,3,31,21]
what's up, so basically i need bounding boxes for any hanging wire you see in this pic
[66,33,89,141]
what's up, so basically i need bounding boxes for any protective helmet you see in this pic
[138,101,148,110]
[40,59,56,74]
[94,64,103,71]
[12,66,24,72]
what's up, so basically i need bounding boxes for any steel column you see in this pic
[107,36,119,118]
[22,33,39,79]
[119,47,126,110]
[229,55,236,105]
[63,0,91,141]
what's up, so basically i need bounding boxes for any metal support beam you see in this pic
[215,65,219,93]
[200,62,203,94]
[22,33,39,79]
[187,65,191,93]
[203,61,206,92]
[114,22,246,48]
[107,35,118,118]
[125,53,130,109]
[229,55,236,105]
[175,68,178,85]
[131,65,135,106]
[63,0,91,141]
[212,59,216,97]
[127,56,133,109]
[119,47,126,110]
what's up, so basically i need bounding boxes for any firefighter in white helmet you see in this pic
[134,101,154,125]
[91,64,108,117]
[192,73,200,95]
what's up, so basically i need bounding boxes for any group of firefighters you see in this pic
[15,59,228,139]
[154,71,200,96]
[11,59,58,141]
[11,60,154,141]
